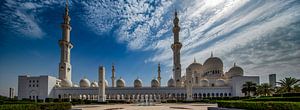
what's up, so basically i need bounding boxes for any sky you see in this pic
[0,0,300,96]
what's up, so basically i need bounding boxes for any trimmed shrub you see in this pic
[244,97,300,102]
[273,93,300,97]
[0,104,37,110]
[62,98,70,102]
[166,100,177,103]
[0,102,71,110]
[45,98,53,102]
[283,93,300,97]
[53,98,62,102]
[217,101,300,110]
[38,102,71,110]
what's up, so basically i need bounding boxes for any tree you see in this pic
[256,83,274,96]
[242,81,257,97]
[277,77,300,93]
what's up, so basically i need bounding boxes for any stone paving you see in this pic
[72,103,217,110]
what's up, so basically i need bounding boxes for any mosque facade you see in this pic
[18,2,259,102]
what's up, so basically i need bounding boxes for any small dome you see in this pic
[105,80,108,87]
[188,62,202,70]
[73,84,79,87]
[91,81,98,87]
[227,64,244,78]
[151,79,159,87]
[116,77,125,87]
[168,78,176,87]
[134,78,142,88]
[215,79,226,87]
[61,79,72,87]
[200,79,209,87]
[80,78,91,87]
[96,80,109,87]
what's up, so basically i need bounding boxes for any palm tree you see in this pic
[242,81,257,97]
[256,83,274,96]
[277,77,300,93]
[294,85,300,92]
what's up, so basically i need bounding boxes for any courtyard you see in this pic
[72,103,217,110]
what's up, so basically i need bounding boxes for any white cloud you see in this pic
[143,0,300,80]
[18,0,296,81]
[0,0,54,38]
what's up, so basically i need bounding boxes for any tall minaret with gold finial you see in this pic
[171,10,182,87]
[157,63,161,86]
[58,0,73,81]
[111,63,116,87]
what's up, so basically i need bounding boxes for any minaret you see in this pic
[98,66,106,102]
[111,63,116,87]
[58,0,73,81]
[157,63,161,86]
[171,10,182,87]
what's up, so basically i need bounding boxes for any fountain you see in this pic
[138,95,155,106]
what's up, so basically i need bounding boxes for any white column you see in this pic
[186,69,193,101]
[98,66,106,102]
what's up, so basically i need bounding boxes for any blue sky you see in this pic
[0,0,300,96]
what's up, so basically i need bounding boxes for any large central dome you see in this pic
[203,57,223,71]
[202,53,223,77]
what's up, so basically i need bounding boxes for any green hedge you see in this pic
[273,93,300,97]
[217,101,300,110]
[0,102,71,110]
[244,97,300,102]
[38,103,71,110]
[0,104,37,110]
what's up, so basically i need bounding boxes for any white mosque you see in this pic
[17,2,259,102]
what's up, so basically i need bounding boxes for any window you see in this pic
[37,80,39,83]
[29,96,31,99]
[29,80,31,83]
[36,84,39,87]
[33,84,35,87]
[29,84,31,87]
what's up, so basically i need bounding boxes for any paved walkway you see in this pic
[72,103,217,110]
